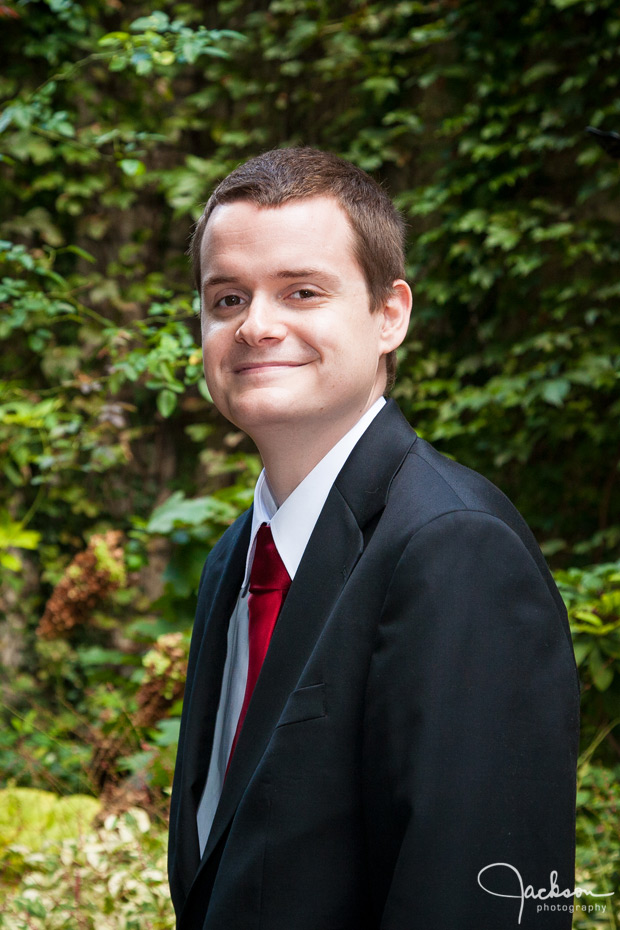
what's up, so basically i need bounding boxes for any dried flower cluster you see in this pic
[37,531,125,639]
[135,632,187,728]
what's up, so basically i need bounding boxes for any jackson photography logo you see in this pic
[477,862,614,924]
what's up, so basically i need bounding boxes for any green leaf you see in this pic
[0,106,16,133]
[531,222,574,242]
[153,717,181,747]
[146,491,236,534]
[63,245,96,263]
[157,389,177,418]
[572,641,592,666]
[0,551,21,571]
[573,609,603,627]
[155,50,176,66]
[98,31,130,45]
[540,379,570,407]
[119,159,146,177]
[522,61,560,86]
[0,514,41,551]
[361,76,399,103]
[76,647,129,666]
[130,11,171,33]
[197,379,212,402]
[589,648,614,692]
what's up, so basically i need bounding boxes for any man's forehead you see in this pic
[200,196,358,274]
[204,195,353,235]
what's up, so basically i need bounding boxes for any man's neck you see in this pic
[253,398,385,505]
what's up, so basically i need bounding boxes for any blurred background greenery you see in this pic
[0,0,619,926]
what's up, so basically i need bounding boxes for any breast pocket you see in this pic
[276,683,326,728]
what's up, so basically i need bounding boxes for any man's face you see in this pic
[199,196,392,441]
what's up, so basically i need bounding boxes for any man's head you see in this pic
[191,147,408,390]
[193,148,411,450]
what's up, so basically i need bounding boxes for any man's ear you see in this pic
[379,279,412,355]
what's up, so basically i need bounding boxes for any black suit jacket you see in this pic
[168,400,579,930]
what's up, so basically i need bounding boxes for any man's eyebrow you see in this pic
[274,269,331,280]
[202,269,340,288]
[202,274,236,288]
[274,269,341,288]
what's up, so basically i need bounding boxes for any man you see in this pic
[168,147,579,930]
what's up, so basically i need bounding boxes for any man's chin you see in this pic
[224,394,306,435]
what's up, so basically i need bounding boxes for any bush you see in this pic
[0,803,172,930]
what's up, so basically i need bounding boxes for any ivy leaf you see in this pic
[540,379,570,407]
[119,159,146,177]
[130,12,171,32]
[157,389,177,418]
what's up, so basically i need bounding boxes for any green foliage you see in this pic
[575,756,620,928]
[0,6,257,792]
[0,514,39,572]
[558,561,620,755]
[0,788,101,854]
[0,807,172,929]
[387,0,620,554]
[99,11,245,75]
[0,693,95,795]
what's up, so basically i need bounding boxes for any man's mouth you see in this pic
[232,361,308,373]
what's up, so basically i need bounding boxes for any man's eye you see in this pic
[291,289,317,299]
[217,294,243,307]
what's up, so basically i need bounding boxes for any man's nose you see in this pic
[234,296,287,345]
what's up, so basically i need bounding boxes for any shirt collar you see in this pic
[242,397,386,587]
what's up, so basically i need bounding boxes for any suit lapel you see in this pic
[191,400,417,884]
[333,399,417,520]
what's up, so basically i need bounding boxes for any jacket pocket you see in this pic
[276,683,326,728]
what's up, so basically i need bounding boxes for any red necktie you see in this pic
[227,523,291,768]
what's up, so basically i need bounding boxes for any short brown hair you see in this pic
[190,147,407,391]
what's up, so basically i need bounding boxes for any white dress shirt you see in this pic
[196,397,386,854]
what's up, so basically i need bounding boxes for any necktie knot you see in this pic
[250,523,291,593]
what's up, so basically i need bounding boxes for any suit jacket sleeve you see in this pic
[362,509,579,930]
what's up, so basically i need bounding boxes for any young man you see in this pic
[168,148,579,930]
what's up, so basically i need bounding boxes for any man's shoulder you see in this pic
[343,400,537,547]
[403,436,519,520]
[386,434,557,588]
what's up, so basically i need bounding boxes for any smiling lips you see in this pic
[233,361,309,373]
